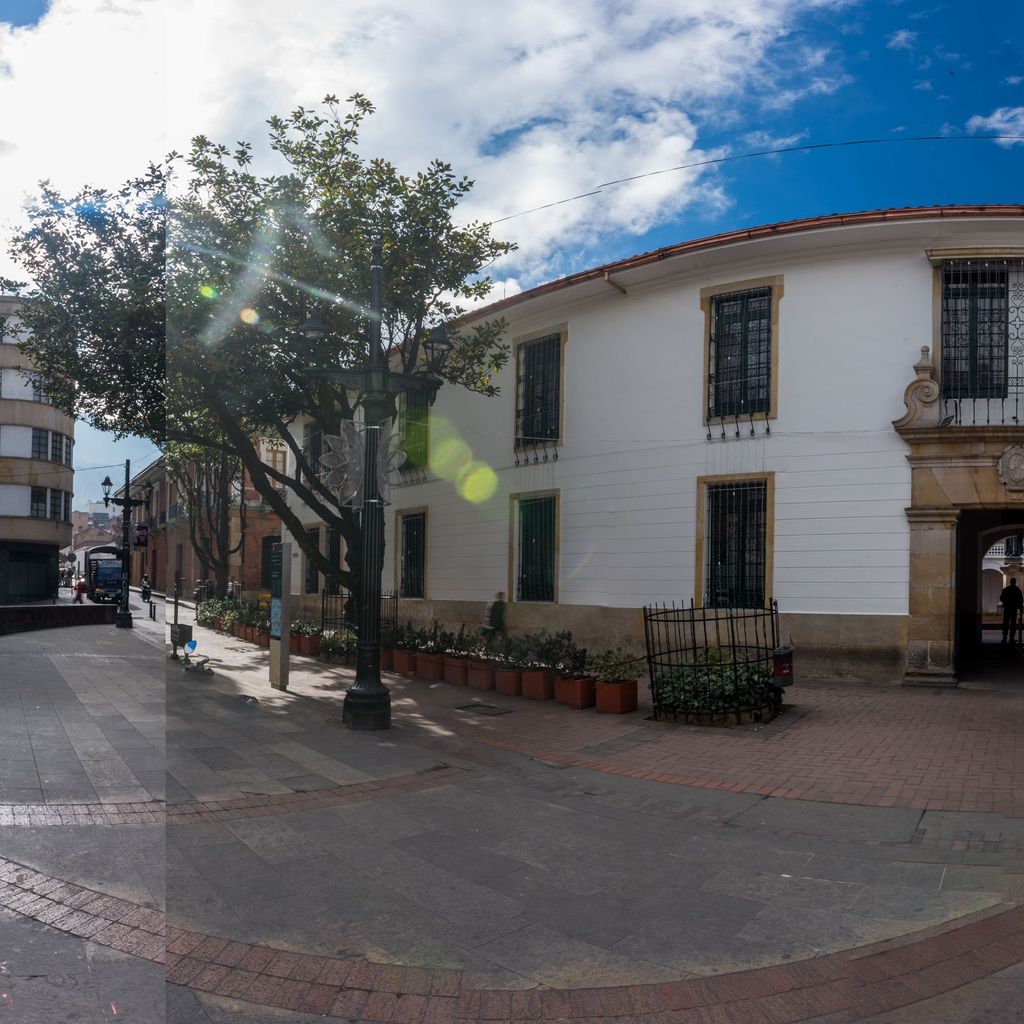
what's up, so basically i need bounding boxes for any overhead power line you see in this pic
[490,134,1024,225]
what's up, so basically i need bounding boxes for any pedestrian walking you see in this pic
[999,577,1023,644]
[485,591,507,635]
[73,577,87,604]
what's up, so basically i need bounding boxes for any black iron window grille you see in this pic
[31,428,48,460]
[29,486,46,518]
[515,333,561,449]
[304,527,320,594]
[302,422,323,483]
[941,260,1022,425]
[324,526,343,595]
[400,388,430,472]
[516,495,556,602]
[705,480,767,609]
[708,287,772,420]
[399,512,426,598]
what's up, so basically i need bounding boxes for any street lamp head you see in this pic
[422,324,453,377]
[301,310,329,341]
[100,475,113,506]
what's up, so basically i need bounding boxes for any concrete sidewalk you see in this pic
[1,622,1023,1021]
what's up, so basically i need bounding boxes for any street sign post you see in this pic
[269,541,291,690]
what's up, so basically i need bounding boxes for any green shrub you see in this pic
[653,649,773,713]
[589,646,645,683]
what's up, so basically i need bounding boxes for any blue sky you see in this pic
[0,0,1020,506]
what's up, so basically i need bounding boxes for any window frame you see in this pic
[395,508,427,599]
[695,473,774,609]
[304,526,321,595]
[31,428,49,461]
[399,388,431,473]
[30,486,47,518]
[514,327,566,451]
[701,276,783,426]
[509,490,560,604]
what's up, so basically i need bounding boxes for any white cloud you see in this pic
[966,106,1024,146]
[913,79,933,90]
[1007,75,1023,85]
[1,0,855,288]
[886,29,917,50]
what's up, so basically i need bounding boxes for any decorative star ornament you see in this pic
[321,419,406,506]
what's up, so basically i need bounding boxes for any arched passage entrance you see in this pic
[955,512,1024,676]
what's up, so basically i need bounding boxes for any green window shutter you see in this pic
[400,513,426,598]
[705,480,767,609]
[517,495,556,602]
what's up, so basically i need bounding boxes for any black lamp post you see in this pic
[305,242,452,730]
[101,460,153,629]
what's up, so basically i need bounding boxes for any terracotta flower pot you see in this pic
[299,635,320,657]
[380,647,394,671]
[415,652,445,681]
[443,656,468,685]
[467,660,495,690]
[595,679,638,715]
[494,668,522,696]
[232,623,243,638]
[288,635,302,654]
[392,647,416,675]
[555,675,596,710]
[521,669,554,701]
[258,632,269,648]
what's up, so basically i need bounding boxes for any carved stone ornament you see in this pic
[892,346,940,430]
[998,446,1024,491]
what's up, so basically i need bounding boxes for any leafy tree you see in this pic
[168,93,515,592]
[164,441,246,598]
[3,166,166,443]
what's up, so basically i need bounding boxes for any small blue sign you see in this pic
[184,640,198,654]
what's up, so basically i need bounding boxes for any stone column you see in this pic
[904,507,960,686]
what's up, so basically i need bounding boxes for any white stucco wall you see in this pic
[0,484,31,517]
[0,425,32,458]
[0,367,35,401]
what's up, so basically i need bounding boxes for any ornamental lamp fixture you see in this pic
[101,476,113,504]
[300,311,330,341]
[422,324,453,377]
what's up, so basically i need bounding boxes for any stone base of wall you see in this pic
[0,604,117,635]
[395,599,910,686]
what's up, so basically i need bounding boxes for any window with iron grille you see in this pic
[705,480,767,609]
[941,261,1014,400]
[399,513,426,598]
[516,495,557,602]
[63,491,71,522]
[32,382,51,404]
[324,526,343,595]
[30,486,46,518]
[301,423,322,483]
[31,428,48,460]
[50,432,64,463]
[49,489,62,520]
[708,287,772,419]
[400,388,430,471]
[64,436,73,467]
[304,527,320,594]
[515,333,561,448]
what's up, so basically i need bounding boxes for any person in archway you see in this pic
[999,577,1024,644]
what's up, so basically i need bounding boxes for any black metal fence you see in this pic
[321,589,397,636]
[643,600,783,723]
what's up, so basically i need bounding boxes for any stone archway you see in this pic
[894,347,1024,685]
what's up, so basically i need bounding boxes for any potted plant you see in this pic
[443,625,470,685]
[298,620,321,657]
[590,646,644,714]
[414,622,446,681]
[256,610,271,648]
[493,634,526,696]
[467,638,496,690]
[554,634,594,709]
[380,621,398,671]
[288,619,303,654]
[520,630,561,700]
[392,622,417,675]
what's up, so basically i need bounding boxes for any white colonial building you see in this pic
[368,205,1024,686]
